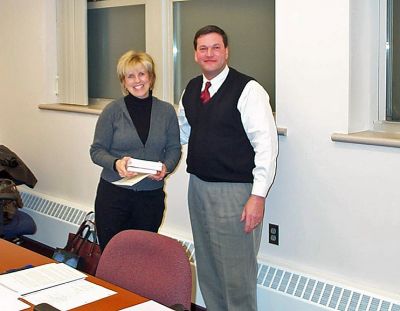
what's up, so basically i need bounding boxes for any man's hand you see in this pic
[240,194,265,233]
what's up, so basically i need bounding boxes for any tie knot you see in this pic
[200,81,212,104]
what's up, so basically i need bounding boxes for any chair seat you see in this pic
[3,210,36,239]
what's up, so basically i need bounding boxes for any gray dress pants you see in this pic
[188,174,262,311]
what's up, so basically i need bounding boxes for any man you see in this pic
[178,25,278,311]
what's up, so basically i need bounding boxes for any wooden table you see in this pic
[0,238,148,310]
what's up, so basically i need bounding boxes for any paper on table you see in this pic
[119,300,173,310]
[0,285,30,311]
[23,279,116,311]
[0,263,86,295]
[112,173,149,186]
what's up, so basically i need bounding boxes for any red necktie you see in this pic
[200,81,212,104]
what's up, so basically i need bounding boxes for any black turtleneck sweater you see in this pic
[124,93,152,145]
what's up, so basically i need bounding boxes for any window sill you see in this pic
[39,103,288,136]
[331,130,400,148]
[38,103,106,115]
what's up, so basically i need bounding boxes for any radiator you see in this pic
[20,190,400,311]
[255,264,400,311]
[20,191,90,248]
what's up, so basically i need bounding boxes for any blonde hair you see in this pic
[117,50,156,95]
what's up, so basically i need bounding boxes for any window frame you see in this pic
[379,0,389,121]
[331,0,400,147]
[374,0,400,130]
[46,0,288,135]
[56,0,89,105]
[56,0,175,106]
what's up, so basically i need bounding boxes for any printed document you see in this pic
[23,279,116,311]
[0,263,86,295]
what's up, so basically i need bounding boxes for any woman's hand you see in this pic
[115,156,137,178]
[148,163,167,181]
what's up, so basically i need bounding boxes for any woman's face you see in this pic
[123,64,151,98]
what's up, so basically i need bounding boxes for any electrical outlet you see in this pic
[269,223,279,245]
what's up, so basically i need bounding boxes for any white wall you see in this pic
[271,0,400,299]
[1,0,399,303]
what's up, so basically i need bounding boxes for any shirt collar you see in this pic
[202,65,229,93]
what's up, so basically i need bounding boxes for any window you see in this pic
[87,3,145,101]
[331,0,400,146]
[173,0,275,110]
[385,0,400,121]
[376,0,400,124]
[55,0,171,106]
[55,0,275,110]
[332,0,400,146]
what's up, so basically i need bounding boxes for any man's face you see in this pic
[194,32,229,80]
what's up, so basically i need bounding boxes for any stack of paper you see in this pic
[24,279,116,311]
[0,263,116,310]
[0,262,86,296]
[127,159,162,174]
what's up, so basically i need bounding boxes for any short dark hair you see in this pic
[193,25,228,50]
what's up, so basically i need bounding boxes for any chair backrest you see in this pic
[95,229,192,310]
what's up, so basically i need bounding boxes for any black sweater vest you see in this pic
[182,68,255,183]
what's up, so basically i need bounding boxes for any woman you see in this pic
[90,50,181,251]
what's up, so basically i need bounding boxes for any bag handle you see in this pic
[65,211,99,254]
[84,211,95,222]
[68,222,99,254]
[66,224,92,252]
[81,211,98,243]
[82,219,99,256]
[73,212,96,240]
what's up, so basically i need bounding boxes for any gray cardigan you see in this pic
[90,96,181,191]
